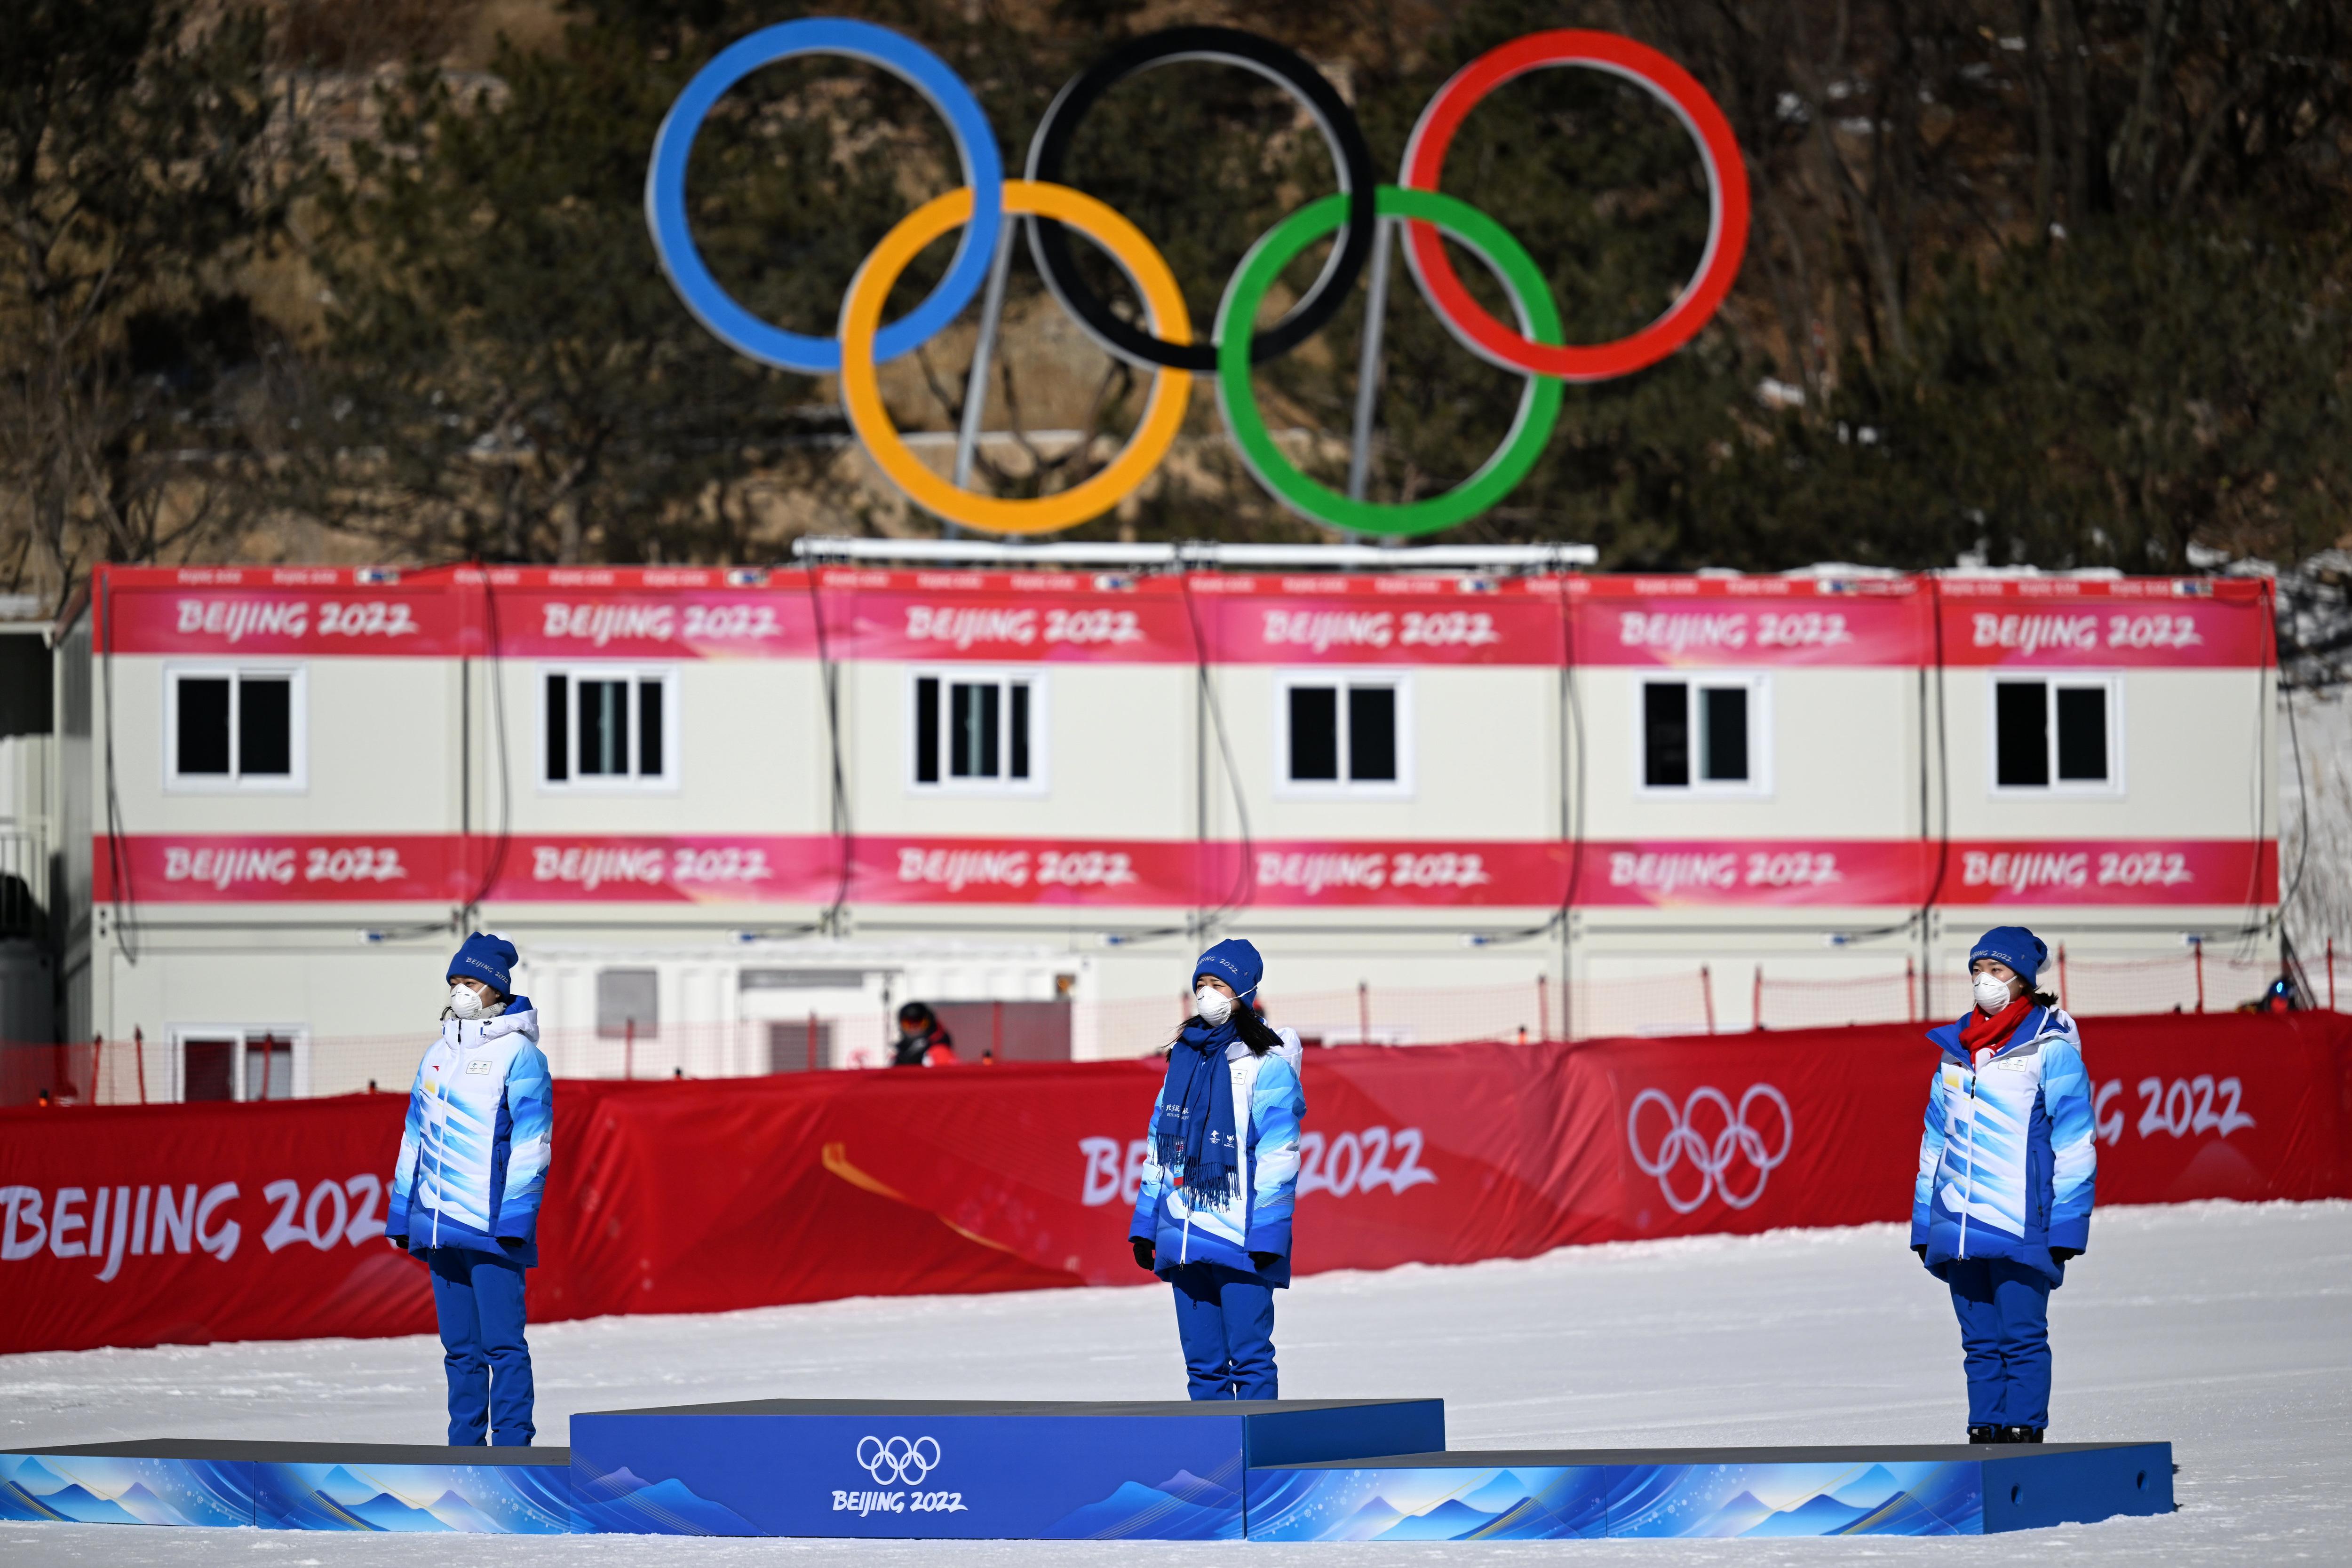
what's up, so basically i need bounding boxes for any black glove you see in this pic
[1250,1251,1281,1271]
[386,1234,408,1253]
[2051,1247,2080,1264]
[1131,1238,1155,1272]
[1912,1244,1928,1262]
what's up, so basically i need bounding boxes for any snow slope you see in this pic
[1,1199,2344,1564]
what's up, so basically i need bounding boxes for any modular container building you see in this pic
[26,549,2281,1098]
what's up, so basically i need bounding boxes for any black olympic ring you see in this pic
[1023,26,1378,374]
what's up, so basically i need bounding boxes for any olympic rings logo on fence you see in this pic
[856,1434,942,1485]
[645,19,1748,537]
[1626,1085,1794,1215]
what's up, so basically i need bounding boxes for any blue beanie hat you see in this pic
[1193,938,1264,999]
[447,931,517,996]
[1970,926,2047,984]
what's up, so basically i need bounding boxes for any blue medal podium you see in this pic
[571,1397,1442,1538]
[0,1439,573,1532]
[3,1401,2172,1540]
[1244,1441,2175,1540]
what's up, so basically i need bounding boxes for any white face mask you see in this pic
[1194,985,1234,1026]
[1972,972,2016,1014]
[448,983,486,1021]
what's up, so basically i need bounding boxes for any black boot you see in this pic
[2000,1425,2044,1444]
[1966,1425,1999,1444]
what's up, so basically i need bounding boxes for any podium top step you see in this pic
[17,1439,570,1466]
[1262,1442,2169,1468]
[576,1396,1439,1419]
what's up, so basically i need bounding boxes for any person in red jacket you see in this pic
[891,1002,959,1067]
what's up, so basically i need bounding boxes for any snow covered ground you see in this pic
[3,1200,2346,1565]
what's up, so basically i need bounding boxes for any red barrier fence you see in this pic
[3,1012,2347,1356]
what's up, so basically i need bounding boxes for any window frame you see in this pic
[1986,671,2125,798]
[169,1024,310,1102]
[904,666,1050,797]
[1630,671,1774,800]
[1272,668,1414,800]
[595,966,661,1039]
[163,665,308,792]
[537,664,682,792]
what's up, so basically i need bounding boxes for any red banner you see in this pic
[3,1013,2345,1354]
[94,832,2277,909]
[1573,840,1927,906]
[1939,839,2278,906]
[494,569,812,660]
[94,569,464,657]
[94,835,463,903]
[1937,576,2273,667]
[1566,577,1928,667]
[79,565,2278,669]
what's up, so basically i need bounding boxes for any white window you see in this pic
[171,1026,307,1102]
[165,667,306,791]
[1990,674,2122,794]
[1277,671,1411,797]
[540,667,679,789]
[596,967,660,1038]
[1636,674,1771,796]
[908,669,1046,794]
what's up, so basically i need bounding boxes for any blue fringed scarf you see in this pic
[1157,1017,1241,1207]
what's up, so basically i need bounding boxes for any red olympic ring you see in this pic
[1398,30,1751,382]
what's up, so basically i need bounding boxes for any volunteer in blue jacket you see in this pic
[1913,927,2096,1444]
[1129,940,1305,1400]
[386,932,554,1447]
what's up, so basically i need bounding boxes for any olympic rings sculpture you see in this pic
[857,1434,942,1485]
[645,19,1749,537]
[1625,1084,1794,1215]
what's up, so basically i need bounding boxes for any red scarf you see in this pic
[1960,994,2034,1056]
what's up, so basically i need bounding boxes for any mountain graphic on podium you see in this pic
[1045,1478,1241,1539]
[1,1481,143,1526]
[572,1466,759,1536]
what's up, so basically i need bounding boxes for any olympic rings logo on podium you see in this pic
[856,1434,942,1485]
[645,19,1748,537]
[1626,1084,1794,1214]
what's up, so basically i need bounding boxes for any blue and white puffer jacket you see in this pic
[387,1001,553,1265]
[1130,1031,1305,1285]
[1913,1005,2096,1285]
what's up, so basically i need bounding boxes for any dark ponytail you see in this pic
[1235,1005,1283,1056]
[2031,990,2060,1010]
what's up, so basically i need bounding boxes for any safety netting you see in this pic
[8,945,2333,1106]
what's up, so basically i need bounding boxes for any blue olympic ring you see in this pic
[643,18,1004,374]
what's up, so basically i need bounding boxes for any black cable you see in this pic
[459,568,512,926]
[1915,577,1952,1014]
[1551,560,1587,1038]
[2263,578,2304,939]
[1557,560,1587,927]
[802,559,854,936]
[1467,554,1590,956]
[99,574,136,965]
[2280,665,2312,925]
[1177,563,1255,933]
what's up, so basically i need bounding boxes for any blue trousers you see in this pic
[427,1248,535,1446]
[1168,1263,1277,1401]
[1947,1258,2052,1430]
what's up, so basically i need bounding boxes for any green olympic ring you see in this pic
[1214,186,1564,537]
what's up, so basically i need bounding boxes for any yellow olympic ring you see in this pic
[837,181,1192,536]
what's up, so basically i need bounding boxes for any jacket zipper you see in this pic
[428,1024,459,1248]
[1956,1066,1977,1260]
